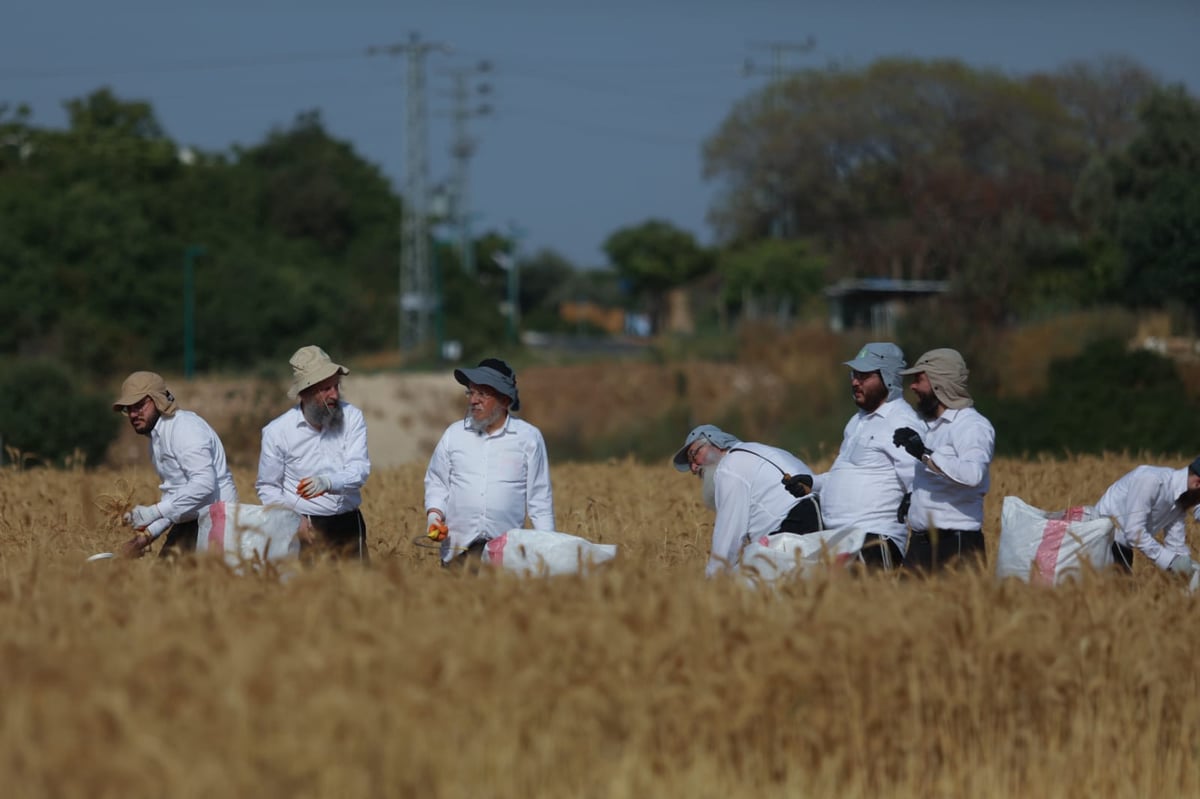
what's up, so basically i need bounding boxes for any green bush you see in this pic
[0,359,119,467]
[981,339,1200,457]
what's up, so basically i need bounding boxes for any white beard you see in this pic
[700,466,718,510]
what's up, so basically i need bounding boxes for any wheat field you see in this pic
[2,454,1199,798]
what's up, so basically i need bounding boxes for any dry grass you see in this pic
[2,454,1199,798]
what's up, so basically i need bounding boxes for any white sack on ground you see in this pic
[481,529,617,576]
[196,502,302,573]
[996,496,1113,585]
[738,526,866,584]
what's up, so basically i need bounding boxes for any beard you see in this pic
[302,396,343,430]
[700,465,718,510]
[1177,488,1200,510]
[855,380,887,413]
[914,388,941,420]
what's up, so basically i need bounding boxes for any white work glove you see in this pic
[125,504,163,530]
[144,517,173,540]
[296,475,333,499]
[1169,554,1196,576]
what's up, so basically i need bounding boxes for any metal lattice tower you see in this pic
[369,32,449,353]
[443,62,492,275]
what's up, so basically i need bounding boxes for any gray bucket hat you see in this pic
[454,358,520,411]
[672,424,741,471]
[844,342,906,401]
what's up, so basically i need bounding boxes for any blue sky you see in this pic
[3,0,1197,267]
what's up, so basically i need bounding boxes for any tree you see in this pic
[716,238,826,323]
[1108,86,1200,324]
[602,219,712,333]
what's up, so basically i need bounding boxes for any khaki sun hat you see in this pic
[112,371,178,415]
[288,345,349,399]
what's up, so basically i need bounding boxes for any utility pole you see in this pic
[441,61,492,276]
[369,32,450,355]
[182,245,205,379]
[743,37,816,240]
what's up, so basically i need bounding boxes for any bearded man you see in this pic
[423,358,556,566]
[256,345,371,561]
[113,371,239,558]
[1090,457,1200,576]
[891,348,995,573]
[672,425,818,577]
[812,343,921,571]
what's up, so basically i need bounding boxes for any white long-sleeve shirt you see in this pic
[424,414,555,561]
[1094,465,1191,569]
[255,402,370,516]
[814,397,920,549]
[707,443,813,577]
[148,410,238,523]
[908,407,994,533]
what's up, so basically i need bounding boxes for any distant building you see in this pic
[824,278,950,333]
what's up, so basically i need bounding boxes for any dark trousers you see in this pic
[860,533,903,571]
[774,495,823,535]
[303,509,369,563]
[1112,541,1135,573]
[158,520,198,559]
[904,528,986,574]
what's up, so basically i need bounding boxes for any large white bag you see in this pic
[196,502,302,573]
[737,526,866,584]
[995,497,1114,585]
[481,529,617,576]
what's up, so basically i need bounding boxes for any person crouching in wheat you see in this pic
[112,371,238,559]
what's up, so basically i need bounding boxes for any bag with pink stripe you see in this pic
[996,496,1114,585]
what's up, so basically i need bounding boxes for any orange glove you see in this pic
[426,511,448,542]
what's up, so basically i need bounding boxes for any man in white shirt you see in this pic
[814,342,921,570]
[112,371,238,559]
[892,349,995,573]
[424,358,556,566]
[1093,458,1200,575]
[256,346,371,562]
[672,424,818,577]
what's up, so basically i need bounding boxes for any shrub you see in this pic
[0,359,119,467]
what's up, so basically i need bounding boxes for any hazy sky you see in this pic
[3,0,1197,267]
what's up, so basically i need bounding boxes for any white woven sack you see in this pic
[196,502,302,574]
[996,496,1113,585]
[738,526,866,584]
[481,529,617,576]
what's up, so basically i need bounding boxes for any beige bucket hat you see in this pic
[288,345,349,399]
[112,371,178,415]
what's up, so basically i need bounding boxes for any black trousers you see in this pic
[860,533,903,571]
[1111,541,1135,573]
[774,495,823,535]
[904,528,986,574]
[158,520,198,559]
[303,509,369,563]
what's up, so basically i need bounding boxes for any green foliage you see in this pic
[1108,87,1200,323]
[0,93,402,377]
[603,219,712,332]
[0,359,119,467]
[981,339,1200,457]
[717,238,826,321]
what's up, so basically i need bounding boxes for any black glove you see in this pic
[896,492,911,524]
[782,473,813,498]
[893,427,931,461]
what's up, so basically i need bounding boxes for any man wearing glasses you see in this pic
[112,371,238,558]
[672,424,817,577]
[424,358,556,566]
[812,342,921,571]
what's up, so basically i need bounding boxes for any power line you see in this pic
[0,50,368,81]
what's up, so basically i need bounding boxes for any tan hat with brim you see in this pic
[112,371,178,415]
[288,345,349,399]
